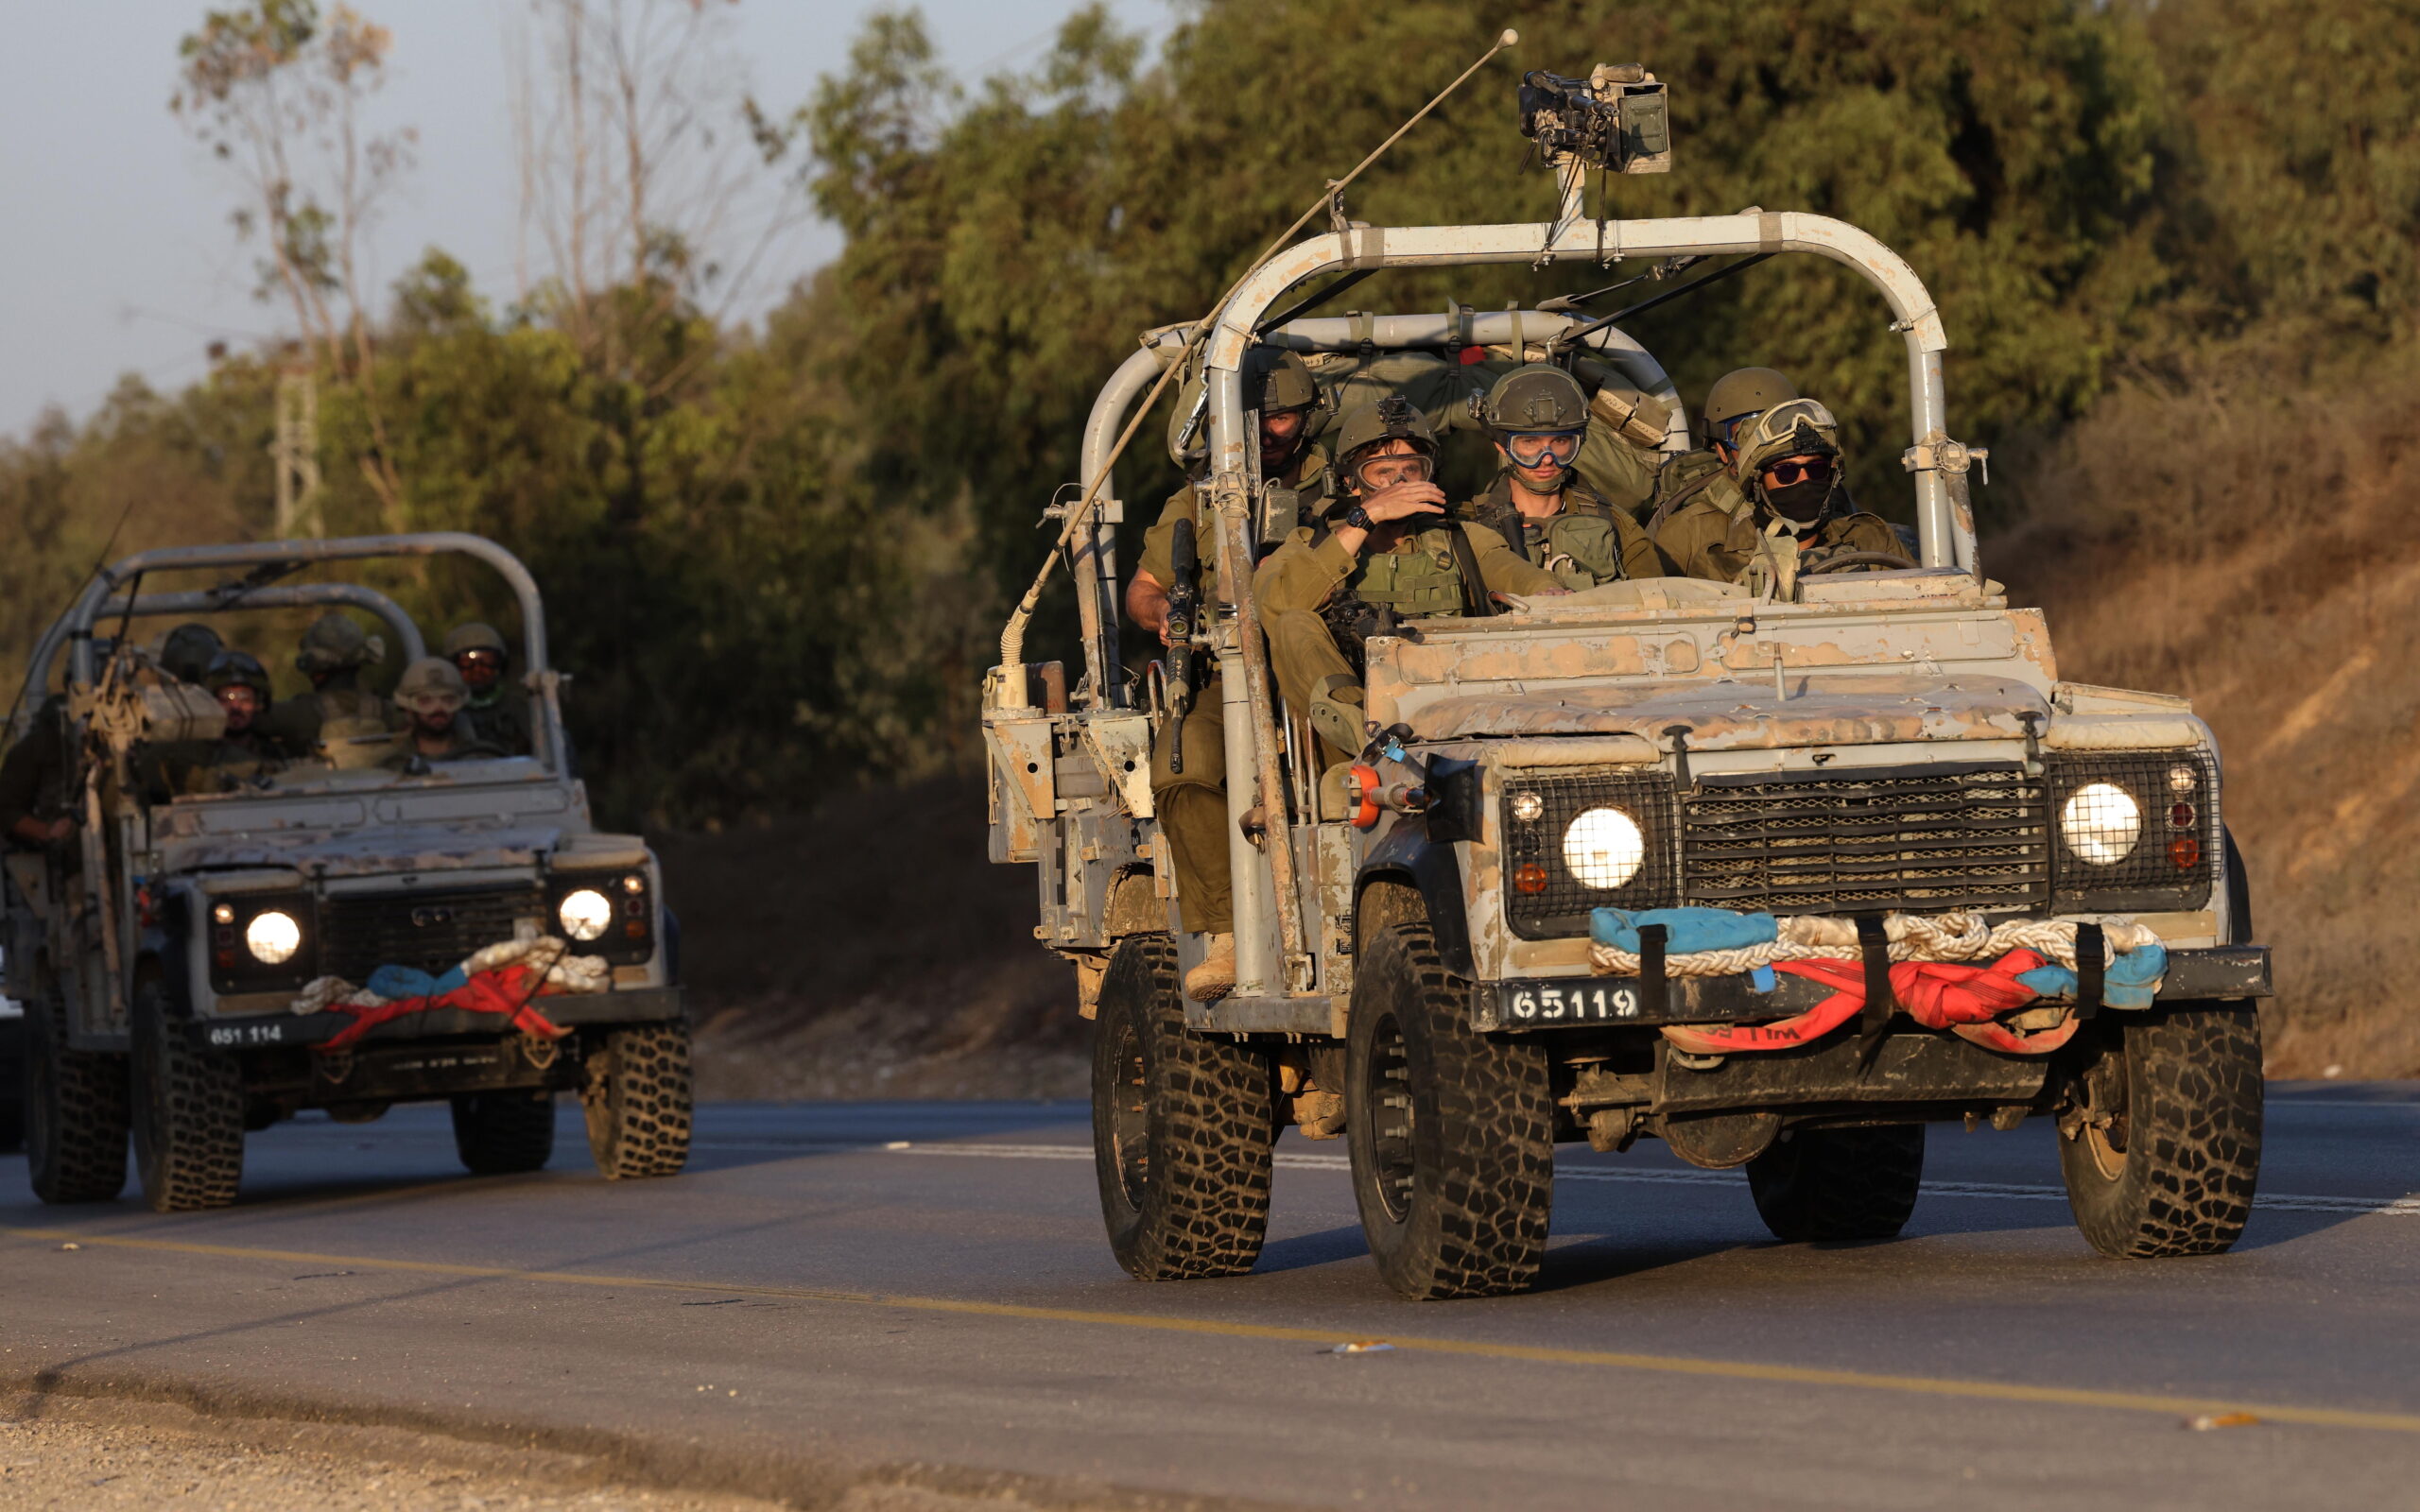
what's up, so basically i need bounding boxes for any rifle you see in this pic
[1164,518,1200,774]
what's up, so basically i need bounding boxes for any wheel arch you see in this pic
[1354,820,1474,978]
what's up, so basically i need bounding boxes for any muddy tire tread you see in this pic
[134,995,245,1212]
[584,1023,693,1179]
[2060,1004,2263,1259]
[26,995,129,1205]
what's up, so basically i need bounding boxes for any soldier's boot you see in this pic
[1184,933,1236,1002]
[1306,674,1367,758]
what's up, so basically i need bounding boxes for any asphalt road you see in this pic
[3,1087,2418,1512]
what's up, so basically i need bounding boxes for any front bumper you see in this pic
[187,986,684,1050]
[1474,945,2271,1033]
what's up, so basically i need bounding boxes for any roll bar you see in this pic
[23,585,428,714]
[1202,213,1968,571]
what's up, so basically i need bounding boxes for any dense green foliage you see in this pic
[3,0,2412,825]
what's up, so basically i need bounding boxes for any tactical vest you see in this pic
[1313,523,1485,676]
[1467,481,1629,587]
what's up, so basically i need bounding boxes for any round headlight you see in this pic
[244,909,302,965]
[1509,792,1545,823]
[1562,807,1645,890]
[558,888,613,942]
[2060,782,2142,866]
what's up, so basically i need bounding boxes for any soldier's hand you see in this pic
[1358,480,1447,524]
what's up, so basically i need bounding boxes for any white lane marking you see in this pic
[691,1141,2420,1218]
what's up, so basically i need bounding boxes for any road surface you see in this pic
[4,1087,2417,1510]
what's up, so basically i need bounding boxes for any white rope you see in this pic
[1586,911,2163,978]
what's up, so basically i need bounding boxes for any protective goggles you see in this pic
[452,647,505,673]
[1503,430,1583,468]
[404,690,466,714]
[1732,398,1840,457]
[1351,452,1436,490]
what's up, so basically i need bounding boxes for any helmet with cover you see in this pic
[1477,363,1588,490]
[295,610,385,675]
[1334,395,1439,492]
[1166,345,1325,468]
[393,655,470,712]
[159,622,224,684]
[1731,397,1846,532]
[1702,366,1798,450]
[441,621,508,660]
[202,649,271,702]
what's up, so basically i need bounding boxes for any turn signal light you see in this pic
[2169,836,2203,871]
[1513,862,1549,894]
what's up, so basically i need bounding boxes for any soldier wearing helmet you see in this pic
[270,611,395,752]
[1256,395,1562,783]
[1459,363,1671,588]
[157,622,226,685]
[443,621,531,756]
[155,650,296,794]
[1664,392,1910,594]
[1130,346,1333,998]
[385,657,507,769]
[1649,366,1791,579]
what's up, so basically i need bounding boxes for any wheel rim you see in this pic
[1106,1015,1150,1211]
[1363,1009,1416,1223]
[2080,1045,2132,1182]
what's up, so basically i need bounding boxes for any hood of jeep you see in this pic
[163,822,567,878]
[1394,674,2050,750]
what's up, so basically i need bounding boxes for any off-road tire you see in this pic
[1091,933,1274,1280]
[451,1091,558,1175]
[582,1023,692,1179]
[2059,1004,2262,1259]
[1347,921,1553,1300]
[1745,1124,1926,1242]
[0,1095,24,1155]
[132,985,245,1212]
[26,993,129,1204]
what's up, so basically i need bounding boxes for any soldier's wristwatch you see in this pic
[1341,503,1375,532]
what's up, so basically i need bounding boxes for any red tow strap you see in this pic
[319,965,569,1051]
[1661,949,2077,1057]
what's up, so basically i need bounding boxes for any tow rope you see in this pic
[1660,949,2074,1057]
[290,933,609,1050]
[318,963,568,1050]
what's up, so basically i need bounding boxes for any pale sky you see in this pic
[0,0,1166,437]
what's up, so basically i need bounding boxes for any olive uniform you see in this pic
[1667,395,1910,596]
[0,696,74,848]
[384,657,507,770]
[267,611,397,756]
[1660,503,1906,592]
[444,622,533,757]
[1460,476,1670,589]
[158,652,295,795]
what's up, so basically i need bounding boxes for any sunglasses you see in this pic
[1505,431,1582,467]
[1762,456,1835,487]
[454,649,505,671]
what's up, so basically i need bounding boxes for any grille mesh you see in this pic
[1681,764,2049,917]
[2048,749,2217,909]
[1500,769,1678,938]
[319,887,546,982]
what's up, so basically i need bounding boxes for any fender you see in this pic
[1356,816,1475,979]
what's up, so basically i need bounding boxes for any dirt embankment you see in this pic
[655,779,1084,1101]
[1996,353,2420,1077]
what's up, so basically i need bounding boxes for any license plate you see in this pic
[1497,980,1645,1025]
[202,1020,291,1048]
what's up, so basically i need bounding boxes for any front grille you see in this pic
[1682,764,2049,916]
[2048,748,2217,910]
[1500,769,1679,938]
[318,887,546,983]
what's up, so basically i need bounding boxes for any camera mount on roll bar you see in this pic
[1516,64,1672,176]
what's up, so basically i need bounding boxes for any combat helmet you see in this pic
[1476,363,1589,491]
[159,622,224,684]
[295,611,385,675]
[1334,395,1439,488]
[393,656,470,711]
[1702,367,1797,448]
[1731,398,1846,530]
[1167,345,1326,468]
[441,622,509,661]
[202,649,272,703]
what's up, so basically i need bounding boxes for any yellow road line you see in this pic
[9,1224,2418,1435]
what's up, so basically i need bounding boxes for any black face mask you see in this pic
[1765,476,1832,526]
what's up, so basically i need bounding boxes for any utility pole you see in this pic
[272,370,324,539]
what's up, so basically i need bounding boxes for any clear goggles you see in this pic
[1351,452,1436,490]
[1503,430,1583,468]
[1731,398,1839,457]
[404,689,466,714]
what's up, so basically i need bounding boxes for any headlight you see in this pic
[244,910,302,965]
[2060,782,2142,866]
[1563,807,1645,889]
[558,888,613,942]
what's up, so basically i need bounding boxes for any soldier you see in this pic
[161,651,294,794]
[1458,363,1671,588]
[1127,346,1330,1000]
[0,696,75,850]
[1665,397,1910,596]
[1650,366,1795,580]
[386,658,507,769]
[270,611,393,752]
[1257,396,1564,774]
[443,622,532,756]
[157,622,225,685]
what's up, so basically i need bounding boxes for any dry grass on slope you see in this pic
[1994,351,2420,1077]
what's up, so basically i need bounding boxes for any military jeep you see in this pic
[983,61,2271,1300]
[5,533,690,1211]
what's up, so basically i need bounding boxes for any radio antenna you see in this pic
[998,28,1522,679]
